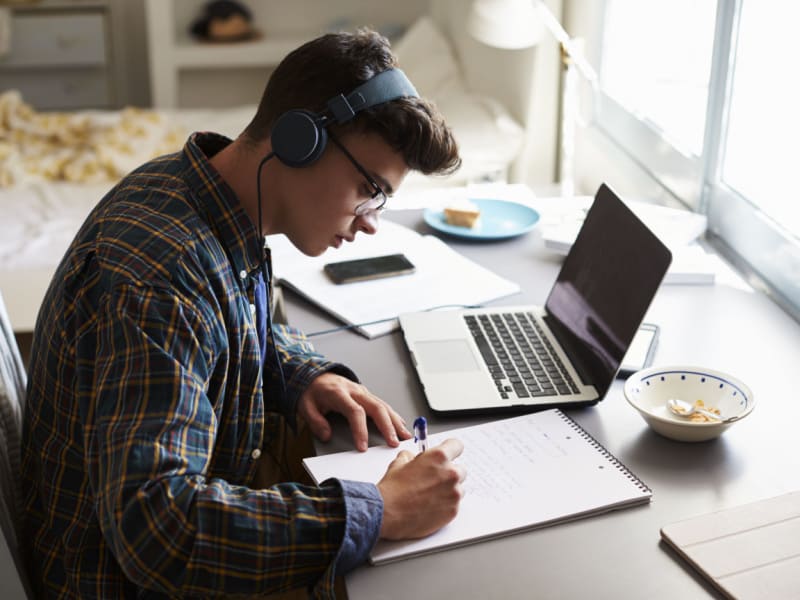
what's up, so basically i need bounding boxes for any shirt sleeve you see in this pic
[269,322,359,424]
[86,282,353,598]
[330,480,383,574]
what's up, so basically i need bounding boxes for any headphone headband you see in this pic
[327,68,418,123]
[270,68,419,168]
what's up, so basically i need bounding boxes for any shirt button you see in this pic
[250,303,256,316]
[251,448,261,460]
[240,270,248,280]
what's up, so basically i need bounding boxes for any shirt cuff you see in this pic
[331,479,383,575]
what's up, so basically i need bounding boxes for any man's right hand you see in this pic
[376,438,466,540]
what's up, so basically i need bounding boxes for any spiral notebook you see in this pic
[303,409,651,564]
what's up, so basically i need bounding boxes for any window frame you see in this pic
[587,0,800,320]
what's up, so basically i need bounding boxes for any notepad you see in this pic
[266,220,520,338]
[303,409,652,564]
[661,490,800,599]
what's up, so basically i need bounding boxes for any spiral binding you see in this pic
[556,410,652,495]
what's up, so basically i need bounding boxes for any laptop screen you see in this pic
[544,184,672,398]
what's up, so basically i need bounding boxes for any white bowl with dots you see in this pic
[624,366,754,442]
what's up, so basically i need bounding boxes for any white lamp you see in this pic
[467,0,599,197]
[466,0,543,49]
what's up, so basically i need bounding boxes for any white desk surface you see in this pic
[281,210,800,599]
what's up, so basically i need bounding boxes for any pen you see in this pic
[413,416,428,453]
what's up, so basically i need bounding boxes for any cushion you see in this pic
[393,17,525,189]
[393,16,466,99]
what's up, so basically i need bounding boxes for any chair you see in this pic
[0,290,33,599]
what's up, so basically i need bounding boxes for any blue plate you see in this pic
[423,199,540,240]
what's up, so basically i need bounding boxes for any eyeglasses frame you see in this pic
[328,133,389,216]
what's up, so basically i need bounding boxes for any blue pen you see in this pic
[413,416,428,453]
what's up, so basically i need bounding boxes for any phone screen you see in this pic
[323,253,416,284]
[617,323,659,377]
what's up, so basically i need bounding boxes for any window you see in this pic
[721,2,800,234]
[601,0,716,158]
[595,0,800,318]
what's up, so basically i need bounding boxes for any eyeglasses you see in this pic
[328,134,388,217]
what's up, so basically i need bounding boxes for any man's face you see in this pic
[278,131,408,257]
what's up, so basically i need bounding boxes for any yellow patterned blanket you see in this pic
[0,90,185,187]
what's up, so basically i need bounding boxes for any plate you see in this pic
[423,199,540,240]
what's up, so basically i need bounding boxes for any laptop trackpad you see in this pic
[414,340,479,373]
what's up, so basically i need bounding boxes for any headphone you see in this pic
[269,68,419,168]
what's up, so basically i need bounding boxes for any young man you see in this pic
[21,29,464,598]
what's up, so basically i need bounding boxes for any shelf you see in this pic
[144,0,428,108]
[1,4,114,109]
[172,34,307,69]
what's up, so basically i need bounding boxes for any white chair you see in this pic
[0,290,33,599]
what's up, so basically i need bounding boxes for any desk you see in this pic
[284,210,800,599]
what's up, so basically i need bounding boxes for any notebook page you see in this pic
[304,409,651,563]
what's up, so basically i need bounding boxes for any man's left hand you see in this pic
[298,372,411,451]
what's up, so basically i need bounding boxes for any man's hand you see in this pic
[377,438,466,540]
[298,372,411,451]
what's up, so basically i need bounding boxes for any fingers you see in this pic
[386,449,414,473]
[342,403,370,452]
[364,399,403,447]
[299,398,332,442]
[376,438,466,540]
[300,372,412,451]
[431,437,465,462]
[390,408,413,440]
[348,387,411,448]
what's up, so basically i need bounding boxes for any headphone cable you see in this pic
[255,152,289,420]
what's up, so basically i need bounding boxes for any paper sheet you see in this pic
[267,220,520,338]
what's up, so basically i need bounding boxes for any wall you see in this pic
[108,0,150,107]
[97,0,564,187]
[430,0,561,186]
[111,0,429,108]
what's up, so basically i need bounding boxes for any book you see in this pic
[538,196,715,285]
[539,195,708,255]
[660,490,800,599]
[266,220,520,338]
[664,245,718,285]
[303,409,652,564]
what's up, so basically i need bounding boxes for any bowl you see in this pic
[624,366,754,442]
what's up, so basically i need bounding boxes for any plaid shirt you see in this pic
[21,133,381,598]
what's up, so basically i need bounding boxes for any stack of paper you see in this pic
[267,220,520,338]
[537,195,708,254]
[536,195,715,284]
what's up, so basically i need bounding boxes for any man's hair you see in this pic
[243,28,461,176]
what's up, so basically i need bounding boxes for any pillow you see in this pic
[393,16,466,99]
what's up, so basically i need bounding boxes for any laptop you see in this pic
[399,183,673,415]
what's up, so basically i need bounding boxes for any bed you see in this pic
[0,15,527,333]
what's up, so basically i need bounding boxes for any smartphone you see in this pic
[617,323,660,377]
[323,253,416,284]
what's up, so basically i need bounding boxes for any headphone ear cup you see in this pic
[270,110,328,168]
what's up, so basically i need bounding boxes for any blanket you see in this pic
[0,90,185,187]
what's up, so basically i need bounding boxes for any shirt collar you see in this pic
[182,132,264,279]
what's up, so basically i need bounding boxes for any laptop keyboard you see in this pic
[464,312,580,400]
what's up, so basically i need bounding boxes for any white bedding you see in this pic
[0,17,525,332]
[0,104,257,330]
